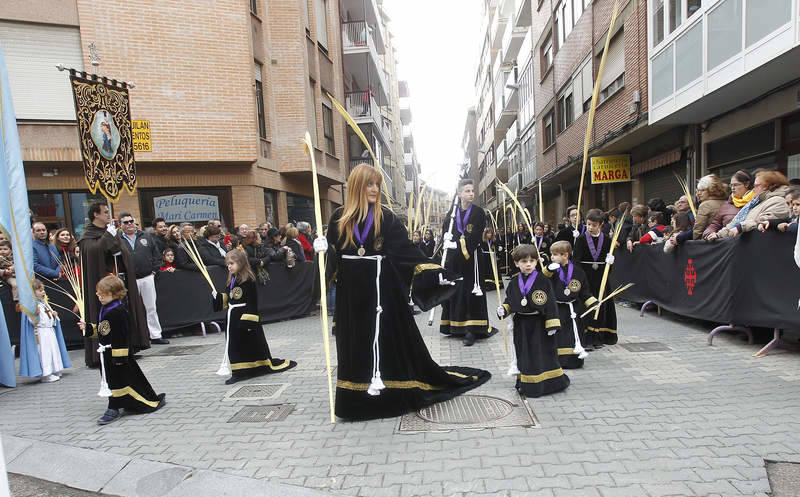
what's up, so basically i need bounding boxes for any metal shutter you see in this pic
[643,162,685,205]
[0,21,84,120]
[599,32,624,91]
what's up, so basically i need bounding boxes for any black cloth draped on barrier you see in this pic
[611,232,800,330]
[1,262,317,350]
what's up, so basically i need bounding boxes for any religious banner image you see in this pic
[69,73,136,202]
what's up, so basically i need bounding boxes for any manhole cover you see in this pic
[224,383,287,401]
[145,345,216,356]
[228,404,294,423]
[620,342,671,352]
[398,395,538,432]
[767,460,800,496]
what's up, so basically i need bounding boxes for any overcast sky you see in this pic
[383,0,483,194]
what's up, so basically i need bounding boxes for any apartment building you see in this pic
[3,0,417,235]
[648,0,800,182]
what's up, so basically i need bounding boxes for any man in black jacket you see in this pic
[118,212,169,344]
[152,217,169,255]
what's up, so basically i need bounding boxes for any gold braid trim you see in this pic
[230,358,292,371]
[413,263,442,276]
[460,237,470,260]
[519,368,564,383]
[111,387,160,408]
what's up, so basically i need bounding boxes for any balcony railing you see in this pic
[345,90,381,123]
[342,21,377,54]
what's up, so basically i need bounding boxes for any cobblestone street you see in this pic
[2,299,799,496]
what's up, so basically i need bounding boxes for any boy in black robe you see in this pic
[543,241,598,369]
[572,208,617,346]
[554,204,586,248]
[79,275,165,425]
[439,179,497,346]
[497,244,569,398]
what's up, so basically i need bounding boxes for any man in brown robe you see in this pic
[78,202,150,367]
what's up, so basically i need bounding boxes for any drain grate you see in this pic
[228,404,294,423]
[145,345,216,356]
[224,383,287,401]
[398,395,538,432]
[766,460,800,496]
[620,342,671,352]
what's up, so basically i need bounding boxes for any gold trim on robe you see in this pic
[230,358,292,371]
[519,368,565,383]
[460,237,470,260]
[111,348,129,357]
[413,263,442,275]
[240,313,259,322]
[440,319,489,327]
[545,319,561,329]
[111,386,160,408]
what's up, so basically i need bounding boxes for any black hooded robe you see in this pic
[501,272,569,398]
[326,207,491,421]
[542,262,598,369]
[78,225,150,367]
[573,232,618,345]
[439,204,497,339]
[213,278,296,380]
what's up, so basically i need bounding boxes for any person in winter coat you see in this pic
[710,170,791,240]
[692,174,728,239]
[703,170,753,239]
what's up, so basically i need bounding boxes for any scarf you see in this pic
[732,190,754,208]
[731,193,761,226]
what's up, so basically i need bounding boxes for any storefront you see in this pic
[27,190,108,236]
[287,193,314,225]
[137,187,234,229]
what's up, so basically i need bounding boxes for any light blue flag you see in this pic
[0,42,37,322]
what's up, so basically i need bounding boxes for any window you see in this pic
[580,59,593,112]
[583,0,592,8]
[314,0,328,50]
[687,0,701,17]
[707,0,742,70]
[573,0,584,24]
[596,31,625,104]
[652,0,665,46]
[518,58,535,127]
[540,31,553,74]
[307,79,318,145]
[303,0,311,32]
[543,111,555,149]
[250,0,258,15]
[322,93,335,154]
[557,91,574,132]
[668,0,680,33]
[254,62,266,139]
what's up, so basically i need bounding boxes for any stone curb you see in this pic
[2,434,330,497]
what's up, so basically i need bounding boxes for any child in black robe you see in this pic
[79,275,165,425]
[479,227,505,291]
[497,244,569,398]
[543,241,598,369]
[573,208,618,346]
[213,249,296,384]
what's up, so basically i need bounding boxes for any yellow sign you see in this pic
[131,120,151,152]
[591,155,630,184]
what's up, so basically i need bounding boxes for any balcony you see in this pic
[649,0,800,125]
[404,152,413,166]
[340,0,386,51]
[342,21,389,102]
[400,106,412,124]
[490,9,509,52]
[504,0,531,29]
[501,17,529,64]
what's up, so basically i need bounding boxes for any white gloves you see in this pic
[107,224,118,236]
[444,241,457,250]
[572,229,580,239]
[313,237,328,253]
[438,274,456,286]
[547,329,557,336]
[211,290,218,299]
[548,262,560,271]
[443,232,453,243]
[496,306,506,319]
[605,253,615,265]
[498,246,503,252]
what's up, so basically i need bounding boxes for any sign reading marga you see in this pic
[590,155,630,184]
[132,120,151,152]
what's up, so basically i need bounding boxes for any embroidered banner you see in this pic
[69,73,136,202]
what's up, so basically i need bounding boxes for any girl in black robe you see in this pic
[79,276,164,425]
[573,209,618,346]
[324,164,490,421]
[421,229,436,258]
[497,245,569,398]
[479,227,504,291]
[213,250,296,384]
[542,241,599,369]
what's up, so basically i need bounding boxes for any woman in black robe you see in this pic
[324,164,490,421]
[479,227,504,291]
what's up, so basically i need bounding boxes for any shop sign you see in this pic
[591,155,631,184]
[132,120,151,152]
[153,194,220,223]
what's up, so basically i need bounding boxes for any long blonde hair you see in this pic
[225,249,255,286]
[338,163,384,248]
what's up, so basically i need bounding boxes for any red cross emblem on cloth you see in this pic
[684,259,696,295]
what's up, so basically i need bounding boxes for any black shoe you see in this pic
[151,338,170,345]
[463,332,476,347]
[225,376,245,385]
[97,408,121,425]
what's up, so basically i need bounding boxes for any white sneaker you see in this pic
[40,374,61,383]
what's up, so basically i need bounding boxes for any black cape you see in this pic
[88,300,163,412]
[439,204,497,338]
[213,278,296,380]
[479,240,505,291]
[554,223,586,248]
[542,262,598,369]
[326,206,490,421]
[502,271,569,398]
[573,232,618,345]
[78,225,149,367]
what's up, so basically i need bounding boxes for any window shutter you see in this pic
[581,61,593,104]
[599,32,625,90]
[254,62,262,82]
[0,21,84,120]
[315,0,328,48]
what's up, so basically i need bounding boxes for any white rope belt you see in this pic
[216,302,247,376]
[97,344,112,397]
[566,301,588,359]
[343,254,386,395]
[472,248,483,296]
